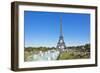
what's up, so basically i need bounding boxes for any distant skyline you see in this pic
[24,11,90,47]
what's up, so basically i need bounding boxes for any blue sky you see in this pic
[24,11,90,47]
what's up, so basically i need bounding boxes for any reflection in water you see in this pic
[26,50,60,61]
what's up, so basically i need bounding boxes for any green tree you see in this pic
[84,44,90,52]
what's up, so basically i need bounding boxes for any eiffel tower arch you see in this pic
[56,16,66,52]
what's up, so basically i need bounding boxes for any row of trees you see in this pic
[25,47,56,53]
[25,43,90,52]
[67,44,90,52]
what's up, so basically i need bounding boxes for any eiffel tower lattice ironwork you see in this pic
[56,16,66,52]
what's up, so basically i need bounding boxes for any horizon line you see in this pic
[25,43,90,48]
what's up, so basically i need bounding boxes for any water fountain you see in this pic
[26,50,60,61]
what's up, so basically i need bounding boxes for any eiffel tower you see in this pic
[56,16,66,52]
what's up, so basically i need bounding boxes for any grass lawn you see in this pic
[58,52,90,60]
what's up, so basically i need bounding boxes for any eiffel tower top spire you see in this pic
[60,16,63,36]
